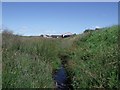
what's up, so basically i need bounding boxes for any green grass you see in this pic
[67,25,119,88]
[2,25,119,88]
[2,32,62,88]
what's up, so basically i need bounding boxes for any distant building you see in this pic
[43,35,52,38]
[43,35,47,38]
[40,32,75,38]
[62,32,74,38]
[51,35,62,38]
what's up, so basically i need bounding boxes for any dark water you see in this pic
[54,66,73,90]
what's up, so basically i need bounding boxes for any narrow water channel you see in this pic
[54,66,67,89]
[53,55,73,90]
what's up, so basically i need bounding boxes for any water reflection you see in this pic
[54,66,71,90]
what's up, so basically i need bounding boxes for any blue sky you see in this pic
[2,2,118,36]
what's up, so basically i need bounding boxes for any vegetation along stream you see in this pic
[53,55,73,90]
[2,25,118,88]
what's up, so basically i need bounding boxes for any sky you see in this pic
[2,2,118,36]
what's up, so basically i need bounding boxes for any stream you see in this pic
[53,55,73,90]
[54,66,68,89]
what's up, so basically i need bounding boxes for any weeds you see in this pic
[2,25,119,88]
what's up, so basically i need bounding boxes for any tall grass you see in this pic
[2,25,119,88]
[2,30,61,88]
[67,25,119,88]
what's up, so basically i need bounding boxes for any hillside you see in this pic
[2,25,119,88]
[66,25,119,88]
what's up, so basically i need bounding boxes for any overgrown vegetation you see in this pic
[2,25,119,88]
[67,25,119,88]
[2,30,62,88]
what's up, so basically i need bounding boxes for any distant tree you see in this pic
[40,35,44,37]
[73,33,76,36]
[84,29,94,33]
[2,29,13,35]
[95,28,101,30]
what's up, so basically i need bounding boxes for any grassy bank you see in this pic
[67,25,119,88]
[2,31,62,88]
[2,25,119,88]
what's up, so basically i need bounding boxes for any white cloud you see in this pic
[85,26,101,30]
[44,29,58,35]
[95,26,101,28]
